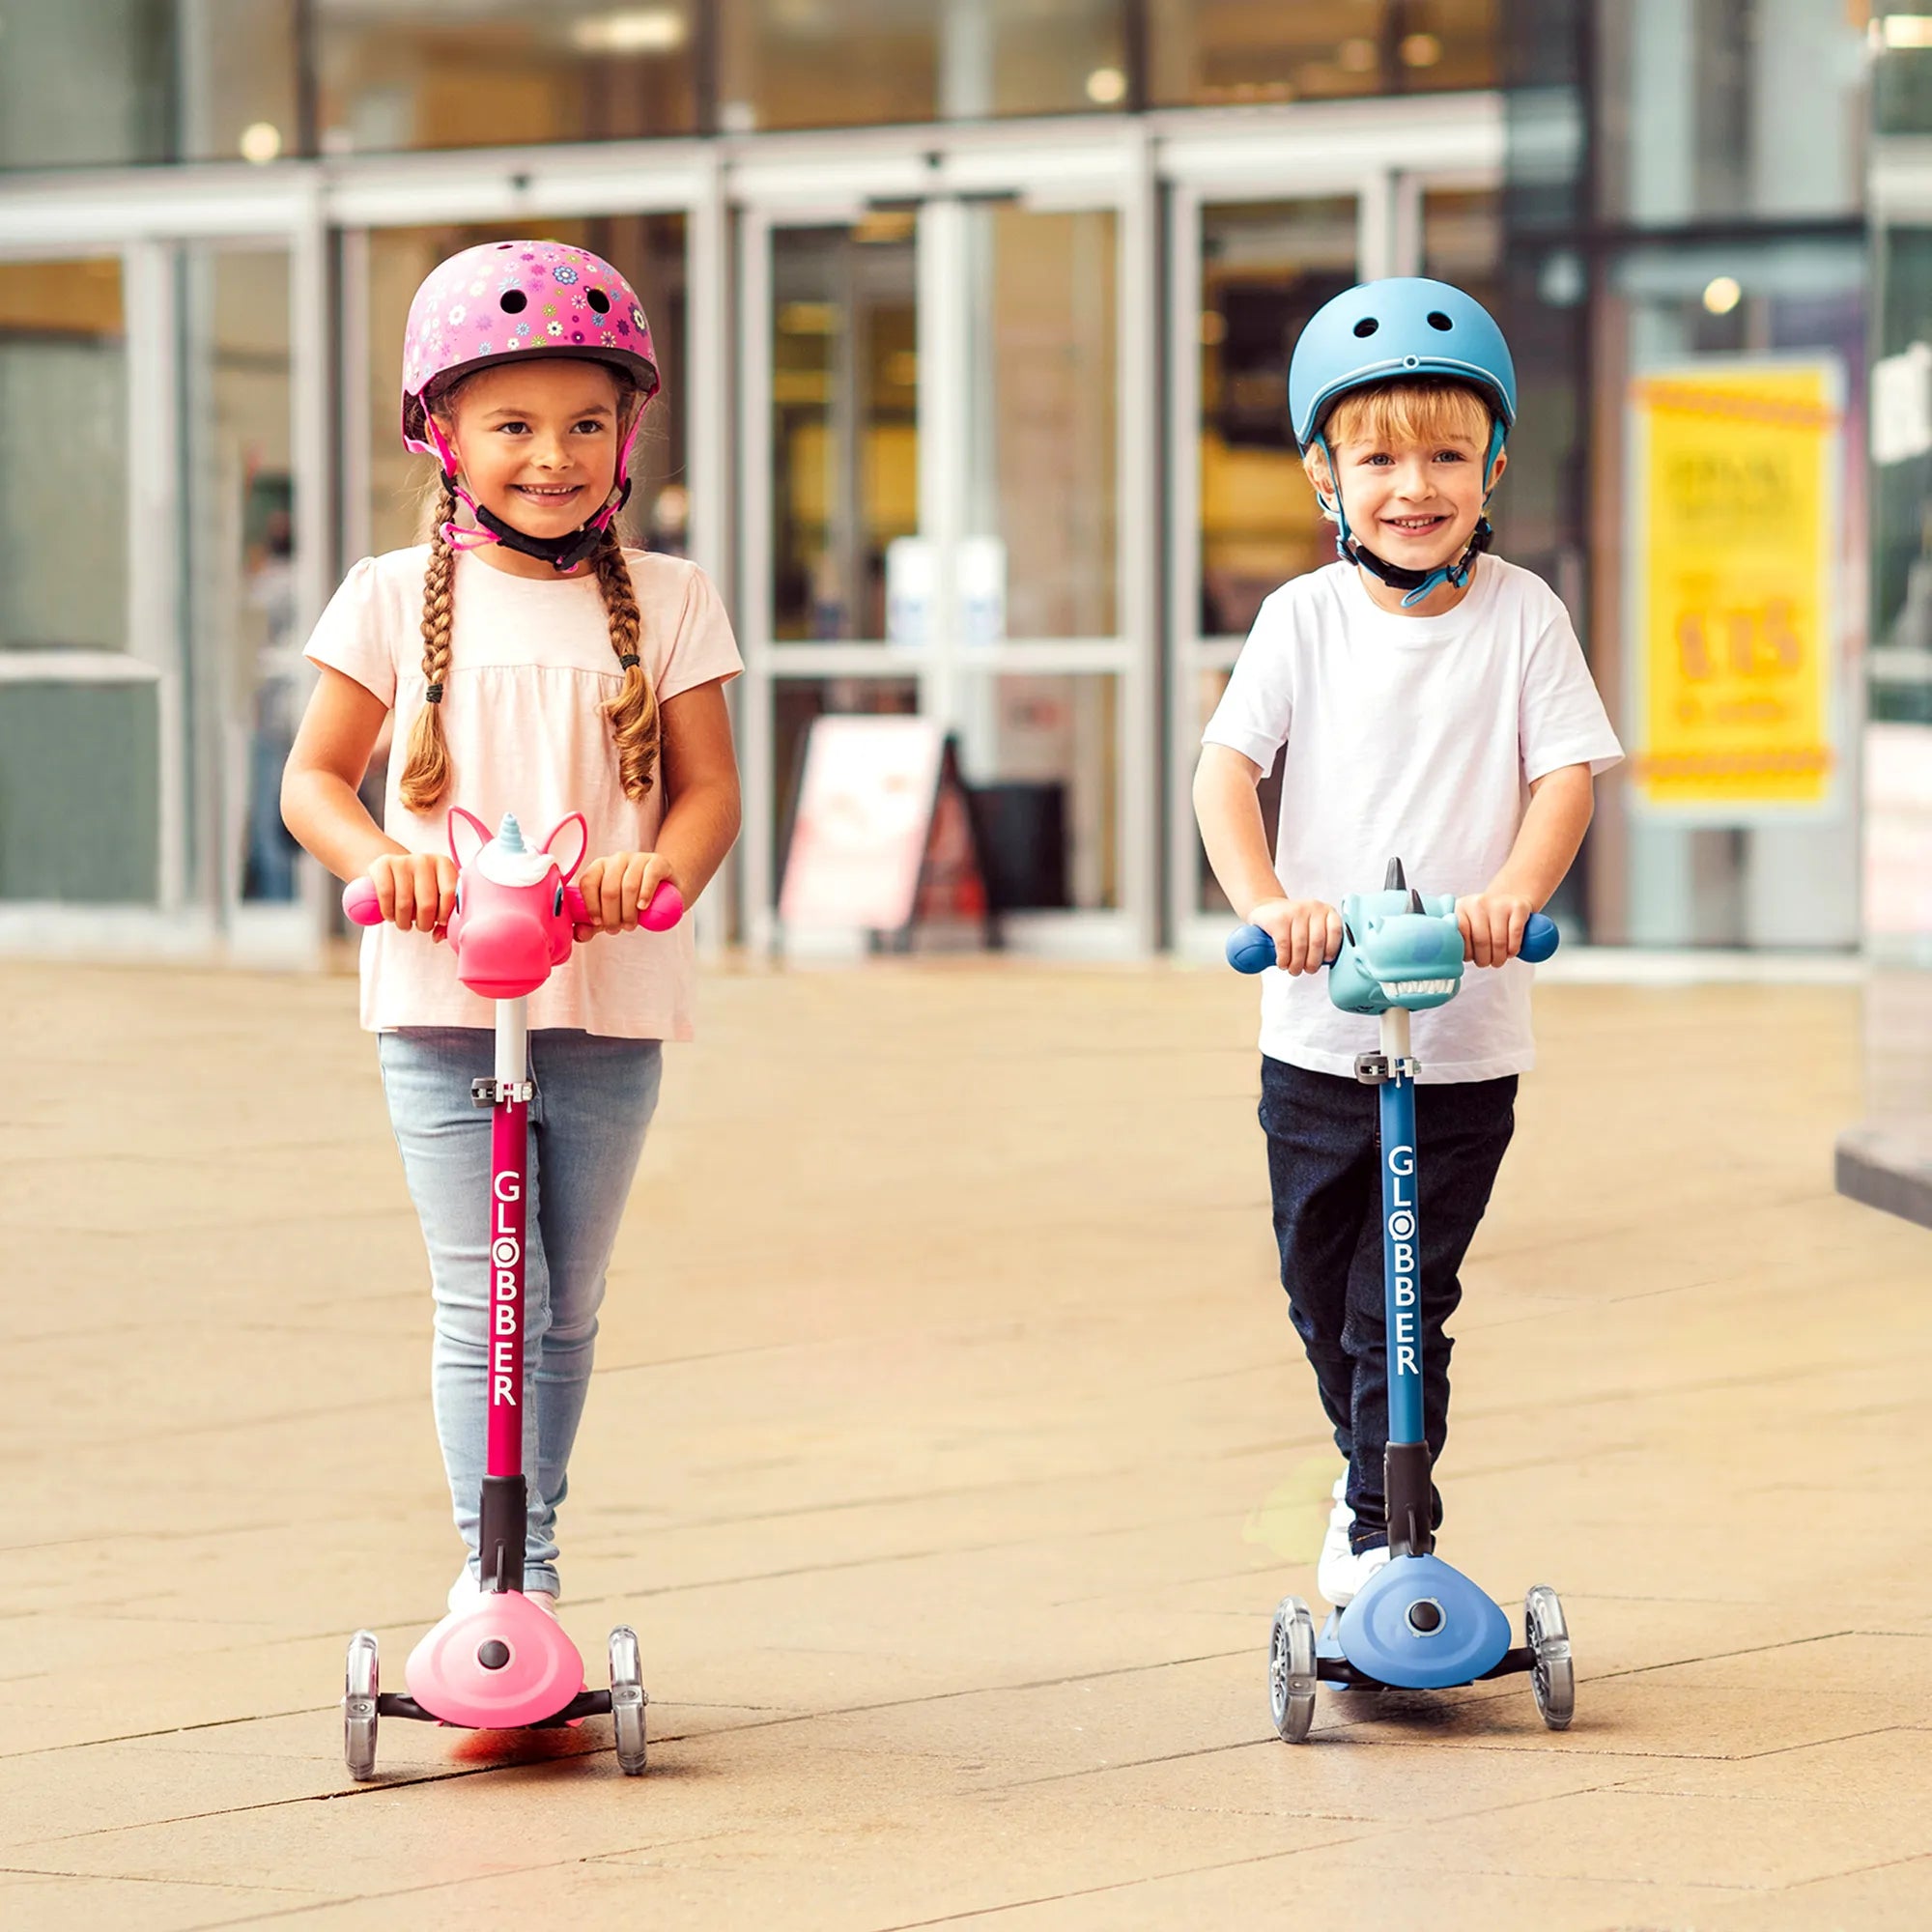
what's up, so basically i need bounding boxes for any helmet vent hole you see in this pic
[1426,310,1454,330]
[499,290,527,314]
[586,288,611,315]
[1351,317,1379,338]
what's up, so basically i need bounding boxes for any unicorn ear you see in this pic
[541,811,588,882]
[447,807,492,868]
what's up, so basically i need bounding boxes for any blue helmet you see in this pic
[1288,277,1517,451]
[1288,277,1517,608]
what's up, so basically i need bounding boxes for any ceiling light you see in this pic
[1879,14,1932,48]
[1085,66,1127,105]
[569,9,687,54]
[1400,32,1442,68]
[1338,39,1378,73]
[1703,275,1742,315]
[239,122,282,164]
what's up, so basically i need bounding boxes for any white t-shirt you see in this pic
[1202,555,1623,1083]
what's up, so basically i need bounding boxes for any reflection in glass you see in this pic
[959,673,1118,911]
[1595,0,1865,224]
[771,223,918,642]
[316,0,698,153]
[0,258,146,903]
[1198,197,1356,641]
[967,206,1117,640]
[0,1,298,168]
[720,0,1123,132]
[0,259,127,654]
[1151,0,1497,108]
[183,250,299,905]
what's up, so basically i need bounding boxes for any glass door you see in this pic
[1166,188,1364,949]
[0,249,175,920]
[739,158,1152,954]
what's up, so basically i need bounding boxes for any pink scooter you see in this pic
[339,806,683,1780]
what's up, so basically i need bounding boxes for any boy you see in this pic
[1192,279,1622,1606]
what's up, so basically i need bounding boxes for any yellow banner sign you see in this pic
[1628,360,1841,814]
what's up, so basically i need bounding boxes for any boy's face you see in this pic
[1327,422,1502,573]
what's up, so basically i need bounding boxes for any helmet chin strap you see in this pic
[424,412,639,573]
[1314,420,1506,609]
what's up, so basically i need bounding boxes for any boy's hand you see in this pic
[1456,892,1538,968]
[368,850,456,937]
[574,851,679,940]
[1247,897,1343,977]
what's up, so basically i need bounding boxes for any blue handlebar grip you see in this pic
[1225,923,1278,975]
[1520,912,1559,964]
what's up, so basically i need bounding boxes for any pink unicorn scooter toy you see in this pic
[338,806,683,1780]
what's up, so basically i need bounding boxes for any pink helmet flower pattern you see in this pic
[401,239,659,452]
[399,240,661,568]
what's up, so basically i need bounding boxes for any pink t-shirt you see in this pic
[304,545,742,1040]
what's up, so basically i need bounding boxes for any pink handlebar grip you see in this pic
[342,877,383,925]
[561,880,686,932]
[641,882,685,931]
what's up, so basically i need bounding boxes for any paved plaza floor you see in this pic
[5,954,1930,1929]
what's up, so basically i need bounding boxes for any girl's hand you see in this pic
[368,850,456,937]
[1248,896,1343,977]
[1456,891,1537,968]
[574,851,679,939]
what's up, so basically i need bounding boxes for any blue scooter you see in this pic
[1227,860,1574,1742]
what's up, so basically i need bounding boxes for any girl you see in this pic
[282,240,742,1610]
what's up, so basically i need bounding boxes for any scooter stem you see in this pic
[1377,1005,1434,1558]
[479,993,532,1593]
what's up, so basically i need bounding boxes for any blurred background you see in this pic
[0,0,1921,980]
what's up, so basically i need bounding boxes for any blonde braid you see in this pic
[592,526,660,800]
[397,475,459,812]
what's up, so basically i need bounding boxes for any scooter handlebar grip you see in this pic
[561,881,686,933]
[1520,912,1559,964]
[1225,923,1278,975]
[640,881,685,932]
[342,877,383,926]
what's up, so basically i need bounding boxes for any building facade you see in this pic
[0,1,1904,965]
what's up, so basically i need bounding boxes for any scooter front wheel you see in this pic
[344,1630,380,1780]
[1268,1596,1318,1743]
[1524,1585,1574,1731]
[610,1626,649,1775]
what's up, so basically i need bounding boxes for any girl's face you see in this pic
[436,359,631,544]
[1328,424,1502,574]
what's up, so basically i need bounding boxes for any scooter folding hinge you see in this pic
[471,1076,536,1107]
[1354,1053,1419,1086]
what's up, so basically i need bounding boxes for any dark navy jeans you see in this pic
[1259,1055,1517,1552]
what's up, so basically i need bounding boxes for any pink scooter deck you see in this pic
[406,1591,585,1729]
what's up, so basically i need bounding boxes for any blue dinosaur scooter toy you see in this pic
[1227,859,1574,1742]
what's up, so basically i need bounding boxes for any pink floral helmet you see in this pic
[401,240,660,565]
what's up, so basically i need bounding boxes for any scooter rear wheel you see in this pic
[610,1626,649,1775]
[1524,1585,1574,1731]
[344,1631,380,1781]
[1268,1596,1318,1743]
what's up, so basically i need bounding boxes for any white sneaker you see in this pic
[1317,1471,1352,1585]
[1317,1536,1390,1608]
[447,1569,560,1616]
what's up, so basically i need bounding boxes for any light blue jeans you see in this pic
[378,1027,663,1596]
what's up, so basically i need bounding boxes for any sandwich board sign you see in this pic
[779,714,989,945]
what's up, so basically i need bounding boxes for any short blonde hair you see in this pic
[1302,378,1495,500]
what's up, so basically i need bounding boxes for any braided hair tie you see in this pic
[425,682,444,703]
[618,653,639,669]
